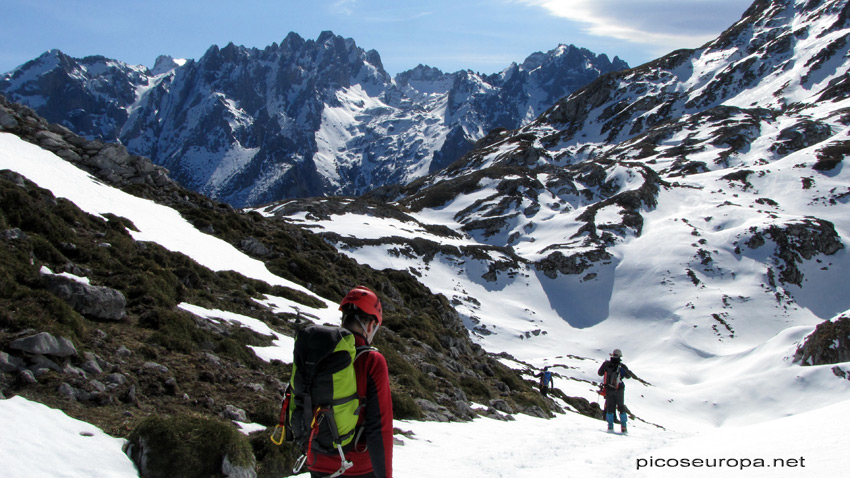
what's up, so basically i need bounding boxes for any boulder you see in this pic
[58,382,81,401]
[414,398,453,422]
[481,407,515,421]
[0,351,26,372]
[2,228,28,241]
[521,405,549,419]
[30,354,64,372]
[453,400,476,420]
[222,404,248,422]
[9,332,77,357]
[81,362,102,375]
[105,373,128,386]
[143,362,168,373]
[488,398,514,414]
[19,370,38,385]
[43,274,126,321]
[0,110,19,129]
[239,237,271,257]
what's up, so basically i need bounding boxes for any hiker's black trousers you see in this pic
[604,386,627,414]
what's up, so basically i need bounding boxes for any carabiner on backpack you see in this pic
[293,454,308,474]
[271,384,292,446]
[270,425,285,446]
[328,442,353,478]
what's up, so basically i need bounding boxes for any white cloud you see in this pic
[330,1,432,23]
[332,0,358,16]
[517,0,750,51]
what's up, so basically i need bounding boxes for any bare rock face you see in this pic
[535,249,612,279]
[794,315,850,366]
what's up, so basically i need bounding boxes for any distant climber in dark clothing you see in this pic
[597,348,633,434]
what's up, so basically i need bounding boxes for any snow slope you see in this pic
[0,396,139,478]
[5,391,848,478]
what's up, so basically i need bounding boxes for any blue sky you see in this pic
[2,0,753,76]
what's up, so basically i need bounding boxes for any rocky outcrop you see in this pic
[814,140,849,171]
[2,330,142,405]
[535,248,612,279]
[0,94,172,189]
[794,314,850,366]
[744,218,844,286]
[771,119,834,156]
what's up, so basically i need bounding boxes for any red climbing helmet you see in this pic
[339,285,383,325]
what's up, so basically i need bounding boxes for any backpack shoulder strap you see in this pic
[355,345,377,358]
[353,346,377,395]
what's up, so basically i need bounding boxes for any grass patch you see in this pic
[392,392,423,420]
[250,430,301,478]
[126,414,254,478]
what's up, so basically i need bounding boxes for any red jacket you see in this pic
[308,333,394,477]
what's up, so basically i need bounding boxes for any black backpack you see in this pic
[604,362,622,390]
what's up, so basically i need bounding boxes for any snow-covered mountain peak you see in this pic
[150,55,185,76]
[1,33,628,206]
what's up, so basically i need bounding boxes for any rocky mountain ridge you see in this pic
[0,33,627,207]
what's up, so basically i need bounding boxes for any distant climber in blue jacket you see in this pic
[598,349,634,434]
[535,366,554,397]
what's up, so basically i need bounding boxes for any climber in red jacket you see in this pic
[308,286,394,478]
